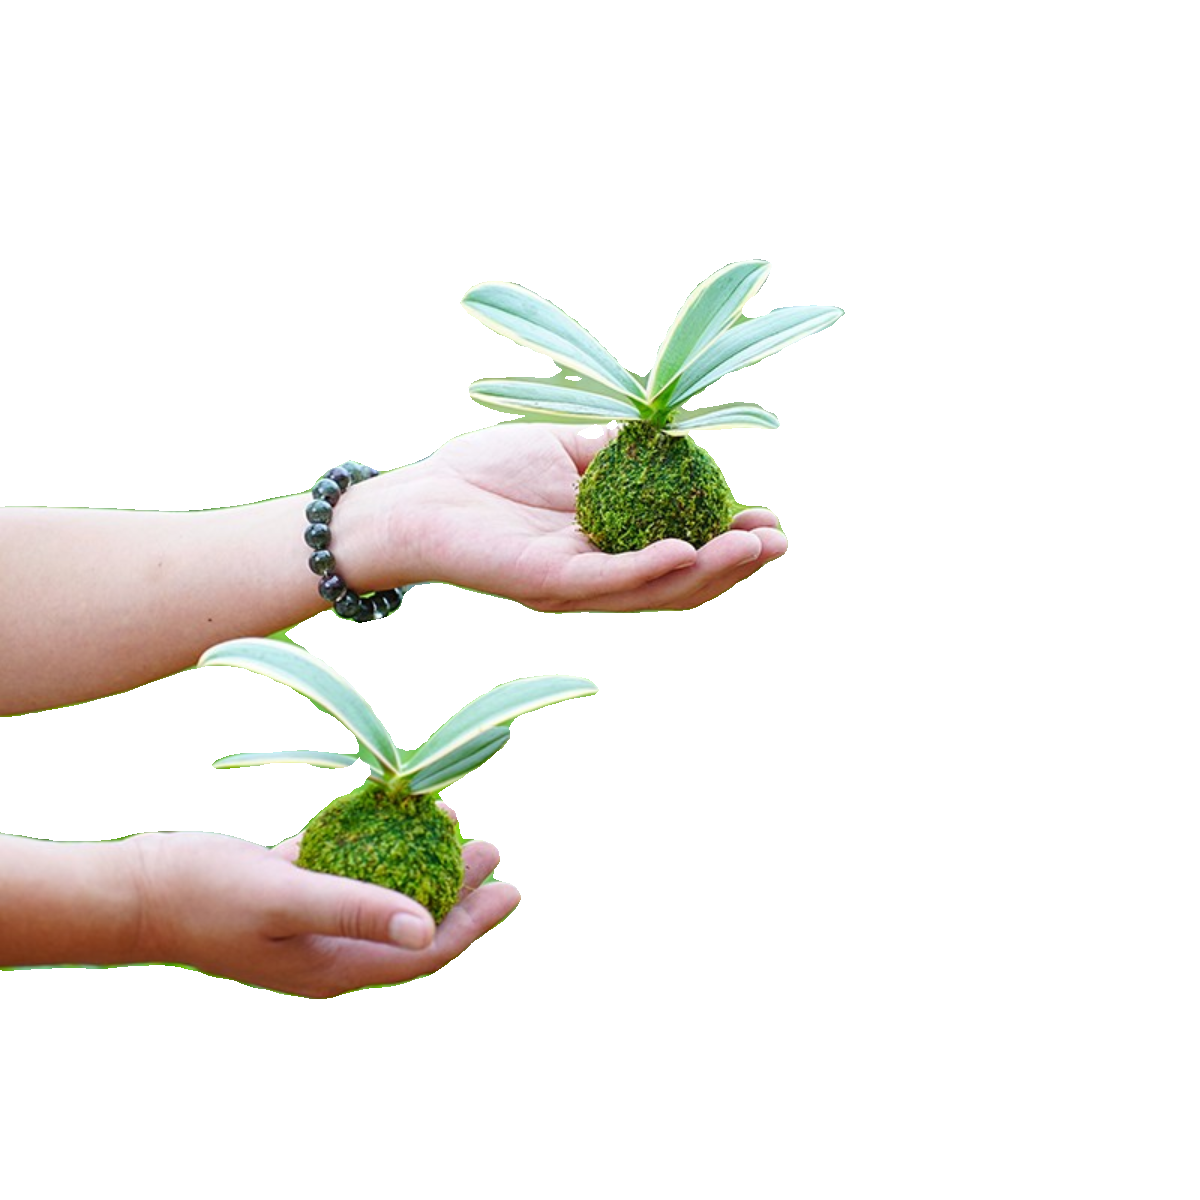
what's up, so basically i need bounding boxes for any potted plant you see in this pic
[462,260,842,552]
[199,637,596,921]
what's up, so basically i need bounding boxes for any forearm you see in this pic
[0,833,146,967]
[0,474,419,715]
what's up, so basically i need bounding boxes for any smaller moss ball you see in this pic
[297,781,464,922]
[576,422,734,553]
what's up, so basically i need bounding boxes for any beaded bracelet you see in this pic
[306,461,405,623]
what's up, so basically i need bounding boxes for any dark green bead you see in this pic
[318,574,347,602]
[305,523,331,550]
[306,499,333,524]
[312,478,340,505]
[326,466,351,492]
[308,550,335,576]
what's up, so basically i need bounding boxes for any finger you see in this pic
[555,422,621,474]
[436,801,457,825]
[308,883,522,994]
[556,529,766,612]
[270,834,305,862]
[749,525,788,561]
[664,528,789,609]
[730,507,782,532]
[425,883,521,966]
[460,841,501,897]
[547,538,698,603]
[276,869,436,950]
[566,526,785,612]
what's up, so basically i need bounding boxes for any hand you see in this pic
[133,817,518,998]
[366,422,788,612]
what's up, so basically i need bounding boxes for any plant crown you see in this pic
[462,260,842,434]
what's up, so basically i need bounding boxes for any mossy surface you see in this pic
[576,422,734,553]
[297,780,464,922]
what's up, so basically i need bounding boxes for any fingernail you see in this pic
[389,912,433,949]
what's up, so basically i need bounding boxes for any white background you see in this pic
[1,3,1196,1197]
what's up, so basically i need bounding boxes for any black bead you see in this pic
[334,591,363,619]
[304,523,331,550]
[318,574,347,602]
[308,550,335,576]
[305,499,333,524]
[374,588,402,616]
[312,478,340,505]
[326,466,352,492]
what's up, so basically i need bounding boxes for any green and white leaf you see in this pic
[402,675,597,779]
[666,401,781,433]
[463,282,645,400]
[212,750,359,770]
[647,260,770,403]
[668,305,845,408]
[408,727,511,794]
[469,378,645,424]
[198,638,401,779]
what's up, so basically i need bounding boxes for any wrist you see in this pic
[0,834,149,967]
[329,461,436,593]
[124,832,181,965]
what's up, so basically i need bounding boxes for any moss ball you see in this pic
[297,780,464,922]
[576,421,734,553]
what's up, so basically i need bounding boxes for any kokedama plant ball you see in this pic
[199,638,596,921]
[462,259,843,552]
[575,422,733,553]
[297,781,463,922]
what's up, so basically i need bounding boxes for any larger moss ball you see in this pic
[576,422,734,553]
[297,781,464,922]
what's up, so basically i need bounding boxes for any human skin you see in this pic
[0,422,786,715]
[0,806,517,998]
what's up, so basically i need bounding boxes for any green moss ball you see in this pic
[576,422,734,553]
[297,780,464,922]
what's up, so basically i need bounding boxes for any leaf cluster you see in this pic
[462,260,842,434]
[199,638,596,795]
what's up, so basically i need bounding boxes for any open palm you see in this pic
[397,422,787,612]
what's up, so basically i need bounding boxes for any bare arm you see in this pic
[0,834,146,966]
[0,474,408,714]
[0,423,787,714]
[0,828,518,996]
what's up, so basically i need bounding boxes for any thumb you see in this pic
[278,869,436,950]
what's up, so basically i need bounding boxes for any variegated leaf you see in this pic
[212,750,359,770]
[198,638,401,778]
[666,401,781,433]
[469,378,645,424]
[463,282,644,399]
[408,728,511,794]
[668,305,844,408]
[402,675,597,779]
[647,260,770,403]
